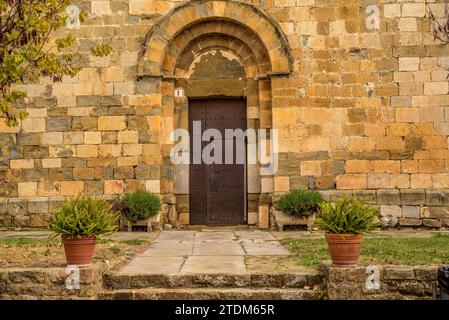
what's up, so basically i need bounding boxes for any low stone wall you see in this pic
[3,189,449,230]
[0,265,105,300]
[269,189,449,230]
[0,263,441,300]
[321,263,439,300]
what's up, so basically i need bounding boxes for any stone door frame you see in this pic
[137,0,293,226]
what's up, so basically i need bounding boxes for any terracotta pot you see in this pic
[61,235,96,267]
[324,233,363,266]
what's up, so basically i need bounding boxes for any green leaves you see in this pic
[123,190,162,223]
[316,197,378,235]
[0,1,111,126]
[49,195,119,238]
[276,189,325,218]
[91,44,113,57]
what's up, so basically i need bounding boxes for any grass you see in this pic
[0,236,150,268]
[282,234,449,267]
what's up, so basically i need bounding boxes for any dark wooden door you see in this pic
[189,99,247,225]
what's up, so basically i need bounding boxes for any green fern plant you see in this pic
[123,190,161,223]
[276,189,325,218]
[316,197,378,234]
[49,195,119,238]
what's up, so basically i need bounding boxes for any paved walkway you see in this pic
[119,230,293,274]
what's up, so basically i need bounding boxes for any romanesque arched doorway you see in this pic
[138,0,292,226]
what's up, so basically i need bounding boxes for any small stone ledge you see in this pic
[0,264,107,300]
[320,262,440,300]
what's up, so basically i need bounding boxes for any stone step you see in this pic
[98,287,321,300]
[103,272,323,290]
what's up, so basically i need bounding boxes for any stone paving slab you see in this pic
[121,257,185,274]
[140,242,193,257]
[155,231,195,242]
[180,256,246,274]
[242,241,291,256]
[194,231,235,242]
[235,231,277,241]
[193,242,244,256]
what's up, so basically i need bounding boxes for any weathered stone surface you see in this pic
[422,219,443,228]
[1,0,449,230]
[402,206,420,219]
[399,218,422,227]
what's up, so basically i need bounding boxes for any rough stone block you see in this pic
[402,206,420,219]
[422,219,442,228]
[84,132,102,145]
[258,206,269,229]
[105,180,124,195]
[145,180,160,193]
[377,189,400,205]
[92,1,112,15]
[399,218,422,227]
[60,181,84,196]
[98,116,126,131]
[426,190,449,205]
[18,182,38,197]
[400,189,425,205]
[274,176,290,192]
[380,205,402,217]
[383,267,415,280]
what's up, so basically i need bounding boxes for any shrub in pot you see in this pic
[275,189,325,231]
[123,190,161,232]
[316,197,378,266]
[49,195,119,266]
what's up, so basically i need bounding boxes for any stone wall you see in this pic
[0,263,440,300]
[321,263,439,300]
[0,266,104,300]
[0,0,448,228]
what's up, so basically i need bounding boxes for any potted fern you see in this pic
[316,197,378,266]
[275,189,325,231]
[123,190,162,232]
[49,195,119,266]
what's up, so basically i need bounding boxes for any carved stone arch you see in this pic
[138,0,292,77]
[141,1,287,228]
[174,39,257,78]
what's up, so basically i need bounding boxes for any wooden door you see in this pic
[189,99,247,225]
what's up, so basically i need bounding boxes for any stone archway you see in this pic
[137,0,292,227]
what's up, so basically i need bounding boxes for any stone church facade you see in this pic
[1,0,449,229]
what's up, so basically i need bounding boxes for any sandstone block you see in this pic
[42,158,62,169]
[274,176,290,192]
[84,132,102,145]
[98,116,126,131]
[380,205,402,217]
[60,181,84,196]
[99,145,122,158]
[10,159,34,169]
[300,161,321,176]
[105,180,123,195]
[336,175,367,189]
[258,206,269,229]
[399,57,419,71]
[92,1,111,15]
[76,145,99,158]
[145,180,160,193]
[402,206,420,219]
[18,182,38,197]
[422,219,442,228]
[42,132,63,145]
[399,218,422,226]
